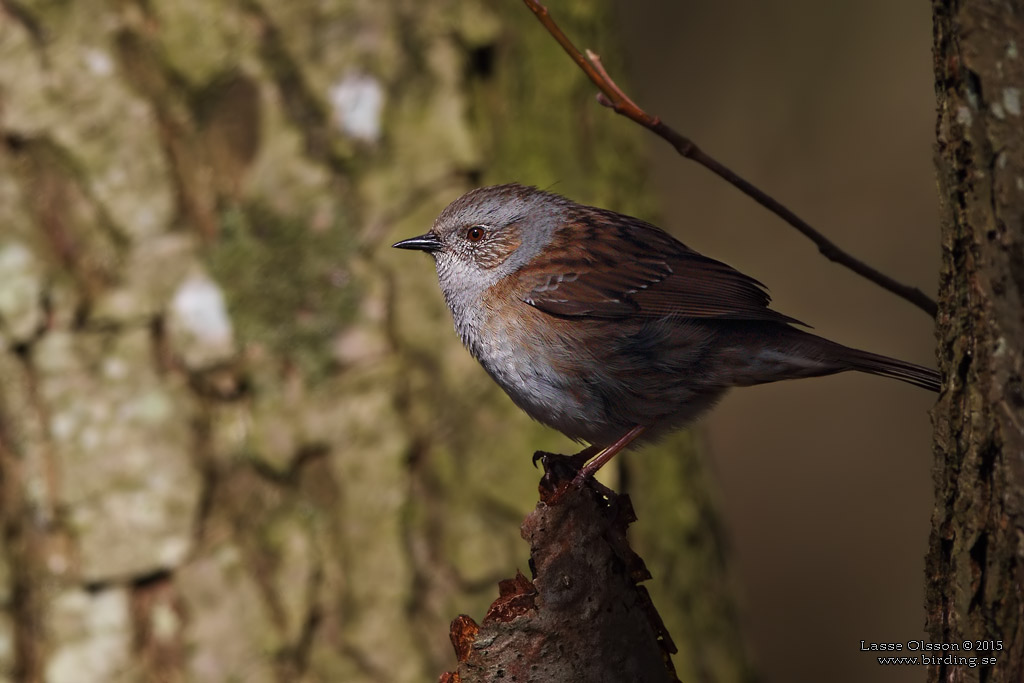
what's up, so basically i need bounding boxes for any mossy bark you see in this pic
[0,1,748,681]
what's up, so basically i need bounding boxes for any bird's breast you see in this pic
[453,286,599,440]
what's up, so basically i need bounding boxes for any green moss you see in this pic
[455,4,751,679]
[205,201,358,379]
[469,0,653,217]
[629,432,756,683]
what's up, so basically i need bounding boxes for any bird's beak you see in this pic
[392,233,442,253]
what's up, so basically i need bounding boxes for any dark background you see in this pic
[616,2,938,682]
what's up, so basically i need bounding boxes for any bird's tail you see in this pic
[835,345,941,392]
[716,324,941,392]
[731,325,941,392]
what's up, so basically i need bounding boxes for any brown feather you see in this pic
[517,206,804,326]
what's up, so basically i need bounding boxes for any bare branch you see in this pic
[522,0,938,318]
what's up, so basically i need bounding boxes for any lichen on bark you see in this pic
[0,1,749,681]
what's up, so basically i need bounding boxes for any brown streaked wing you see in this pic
[519,210,804,325]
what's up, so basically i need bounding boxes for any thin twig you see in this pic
[522,0,938,318]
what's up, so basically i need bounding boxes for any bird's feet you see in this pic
[534,445,610,504]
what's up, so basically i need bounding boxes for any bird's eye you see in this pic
[466,226,485,242]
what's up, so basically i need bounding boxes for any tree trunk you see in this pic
[928,0,1024,680]
[0,1,748,681]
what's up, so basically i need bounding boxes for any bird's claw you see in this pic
[536,446,615,505]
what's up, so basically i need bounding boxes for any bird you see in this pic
[393,183,939,484]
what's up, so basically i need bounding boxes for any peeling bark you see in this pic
[442,464,678,683]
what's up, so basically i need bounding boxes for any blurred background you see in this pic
[616,2,937,682]
[0,1,936,682]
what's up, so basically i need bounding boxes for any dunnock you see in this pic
[394,184,939,482]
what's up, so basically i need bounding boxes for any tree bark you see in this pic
[928,0,1024,680]
[443,466,678,683]
[0,1,748,681]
